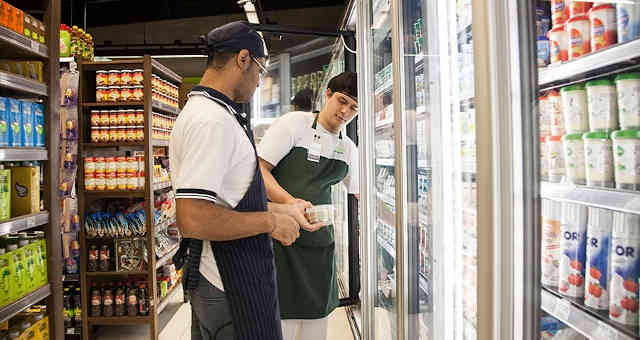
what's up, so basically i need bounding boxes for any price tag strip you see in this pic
[26,216,36,228]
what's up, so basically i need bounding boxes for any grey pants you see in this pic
[190,273,234,340]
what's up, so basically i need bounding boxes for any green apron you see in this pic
[271,115,349,319]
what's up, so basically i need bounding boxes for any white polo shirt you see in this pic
[169,87,256,291]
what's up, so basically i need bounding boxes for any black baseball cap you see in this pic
[204,21,267,58]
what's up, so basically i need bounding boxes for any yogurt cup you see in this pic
[539,94,552,137]
[617,4,640,43]
[584,131,614,188]
[305,205,335,225]
[551,0,570,26]
[615,72,640,129]
[548,90,565,136]
[567,15,591,60]
[570,1,592,18]
[586,78,619,132]
[548,24,569,64]
[590,4,618,52]
[547,135,566,183]
[585,207,613,310]
[609,212,640,326]
[541,137,549,180]
[537,36,550,68]
[542,199,563,287]
[612,129,640,190]
[560,84,589,133]
[559,203,588,298]
[562,133,586,185]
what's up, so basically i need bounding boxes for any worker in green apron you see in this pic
[258,72,359,340]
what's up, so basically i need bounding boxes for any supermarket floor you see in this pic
[94,285,355,340]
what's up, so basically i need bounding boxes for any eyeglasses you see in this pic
[251,56,268,76]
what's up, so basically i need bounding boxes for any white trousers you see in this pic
[281,317,329,340]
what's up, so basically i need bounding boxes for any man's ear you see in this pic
[326,88,333,99]
[236,49,251,70]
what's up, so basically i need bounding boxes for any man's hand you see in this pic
[271,213,300,246]
[284,200,326,232]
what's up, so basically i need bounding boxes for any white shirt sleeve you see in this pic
[257,115,296,167]
[342,140,360,195]
[172,119,235,204]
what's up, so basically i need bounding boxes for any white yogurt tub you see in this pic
[548,90,565,136]
[584,207,613,310]
[609,212,640,326]
[617,4,640,43]
[561,84,589,133]
[547,135,566,183]
[539,94,551,137]
[586,78,619,132]
[541,137,549,181]
[562,133,586,185]
[612,129,640,190]
[583,131,614,188]
[558,203,588,298]
[542,199,562,288]
[590,4,618,51]
[548,24,569,64]
[567,15,591,60]
[615,72,640,130]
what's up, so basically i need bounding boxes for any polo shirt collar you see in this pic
[191,85,243,113]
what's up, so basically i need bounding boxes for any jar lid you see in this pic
[560,84,585,92]
[612,129,640,140]
[91,110,99,113]
[133,69,143,72]
[550,24,566,33]
[583,131,611,140]
[109,110,118,113]
[586,78,613,87]
[110,86,120,89]
[96,70,107,73]
[615,72,640,81]
[546,135,562,142]
[109,70,120,73]
[568,15,589,23]
[563,133,584,141]
[121,69,131,72]
[590,3,615,13]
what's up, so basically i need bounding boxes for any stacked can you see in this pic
[584,207,613,310]
[558,203,588,298]
[84,154,144,191]
[152,74,179,108]
[89,108,144,144]
[96,69,145,103]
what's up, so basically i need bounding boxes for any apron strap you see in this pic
[311,114,343,140]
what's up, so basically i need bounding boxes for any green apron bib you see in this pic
[271,115,349,319]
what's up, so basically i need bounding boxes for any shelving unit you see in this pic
[0,0,63,338]
[77,56,182,340]
[156,277,182,315]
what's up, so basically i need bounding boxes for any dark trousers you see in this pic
[190,273,234,340]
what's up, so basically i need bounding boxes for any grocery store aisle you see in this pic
[95,284,355,340]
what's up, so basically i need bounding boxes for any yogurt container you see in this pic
[547,135,566,183]
[567,15,591,60]
[590,4,618,52]
[615,72,640,129]
[558,203,588,298]
[551,0,570,26]
[305,205,335,225]
[570,1,592,18]
[609,212,640,326]
[586,78,619,132]
[612,129,640,190]
[585,207,613,310]
[542,199,563,287]
[548,90,565,136]
[562,133,586,185]
[584,131,614,188]
[549,25,569,64]
[541,137,549,180]
[560,84,589,133]
[537,36,550,68]
[539,94,552,137]
[617,3,640,43]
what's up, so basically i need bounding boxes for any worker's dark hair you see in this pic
[327,71,357,100]
[292,88,314,112]
[207,49,237,69]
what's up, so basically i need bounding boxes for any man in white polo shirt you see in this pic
[170,21,319,340]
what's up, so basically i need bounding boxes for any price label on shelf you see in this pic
[31,40,39,50]
[26,216,36,228]
[553,298,571,321]
[594,322,617,340]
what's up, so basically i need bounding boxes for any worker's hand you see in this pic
[286,197,312,206]
[271,213,300,246]
[284,201,326,232]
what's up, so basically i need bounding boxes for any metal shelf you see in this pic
[88,315,150,325]
[152,101,179,115]
[82,142,144,148]
[152,139,169,147]
[0,25,48,59]
[86,271,148,276]
[0,284,51,324]
[0,71,47,97]
[541,181,640,215]
[152,59,183,84]
[0,148,47,161]
[84,190,145,198]
[156,243,180,269]
[377,192,395,207]
[0,211,49,237]
[541,287,638,340]
[83,102,144,107]
[156,278,182,315]
[539,39,640,88]
[152,181,172,191]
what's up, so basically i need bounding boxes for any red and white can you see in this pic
[85,172,96,191]
[567,16,591,60]
[551,0,570,26]
[590,4,618,52]
[94,157,106,174]
[609,212,640,325]
[95,172,106,191]
[84,157,95,174]
[548,25,569,64]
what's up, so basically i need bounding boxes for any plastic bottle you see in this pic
[90,283,101,317]
[63,287,73,328]
[102,285,114,317]
[99,245,110,272]
[88,245,98,272]
[127,285,138,317]
[138,283,148,316]
[115,284,126,317]
[60,24,71,58]
[73,286,82,325]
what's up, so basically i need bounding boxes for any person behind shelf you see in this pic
[258,71,360,340]
[169,21,323,340]
[291,88,314,112]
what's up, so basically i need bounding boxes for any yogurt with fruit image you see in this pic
[542,199,562,287]
[584,208,612,310]
[609,212,640,325]
[559,203,588,298]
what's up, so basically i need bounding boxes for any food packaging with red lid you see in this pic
[548,24,569,64]
[551,0,570,26]
[590,4,618,51]
[567,15,591,59]
[569,1,592,18]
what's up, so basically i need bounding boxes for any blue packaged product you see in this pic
[0,97,9,147]
[618,4,640,43]
[32,103,44,147]
[21,101,33,147]
[8,99,23,147]
[537,36,550,68]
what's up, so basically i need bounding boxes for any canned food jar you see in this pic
[590,4,618,52]
[90,110,100,127]
[127,171,138,190]
[120,86,133,102]
[609,212,640,325]
[541,199,562,287]
[127,156,138,172]
[99,127,109,143]
[551,0,569,26]
[85,157,96,174]
[547,135,566,183]
[558,203,588,298]
[108,127,118,143]
[136,109,144,125]
[583,131,614,188]
[135,127,144,142]
[562,133,586,185]
[612,129,640,190]
[120,70,132,86]
[85,172,96,191]
[115,110,125,126]
[117,127,126,142]
[96,70,108,86]
[109,110,118,126]
[538,36,550,68]
[549,24,569,64]
[90,127,100,143]
[548,90,566,136]
[584,207,612,311]
[117,172,127,190]
[106,171,117,191]
[618,4,640,43]
[99,110,110,126]
[152,75,160,89]
[132,69,144,85]
[108,86,120,102]
[125,109,135,125]
[586,78,618,132]
[561,84,589,133]
[570,1,592,17]
[306,205,335,225]
[96,87,108,102]
[133,86,144,101]
[95,172,106,190]
[152,114,158,128]
[567,16,591,60]
[126,127,136,142]
[105,157,117,173]
[615,72,640,130]
[108,70,121,86]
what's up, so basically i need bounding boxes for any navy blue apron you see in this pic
[175,86,282,340]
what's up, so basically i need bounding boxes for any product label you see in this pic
[591,16,617,50]
[542,217,562,287]
[585,219,612,310]
[609,234,640,325]
[552,0,567,24]
[562,90,588,133]
[551,40,563,63]
[570,28,587,59]
[564,141,586,182]
[549,94,565,135]
[617,80,640,129]
[91,295,101,306]
[548,141,566,176]
[586,142,614,183]
[588,86,618,131]
[614,140,640,186]
[618,6,640,43]
[559,220,588,297]
[538,40,550,67]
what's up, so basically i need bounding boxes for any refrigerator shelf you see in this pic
[541,287,639,340]
[541,181,640,215]
[376,234,395,259]
[539,39,640,88]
